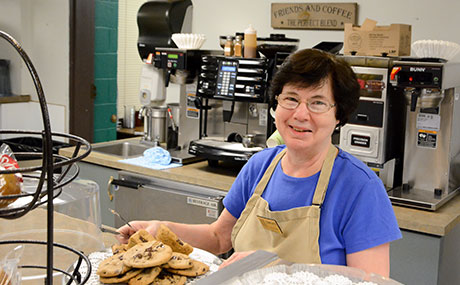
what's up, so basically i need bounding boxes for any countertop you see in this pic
[59,138,460,237]
[117,126,144,136]
[0,94,30,103]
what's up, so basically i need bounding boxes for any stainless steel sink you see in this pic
[91,141,152,158]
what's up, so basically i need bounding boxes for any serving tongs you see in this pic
[100,208,134,237]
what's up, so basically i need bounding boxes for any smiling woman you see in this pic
[274,82,339,164]
[116,49,402,278]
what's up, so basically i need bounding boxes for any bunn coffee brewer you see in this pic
[338,56,406,190]
[387,59,460,210]
[151,48,222,163]
[136,0,222,163]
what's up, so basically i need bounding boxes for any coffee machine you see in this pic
[151,48,221,163]
[136,0,222,163]
[339,56,406,189]
[387,59,460,210]
[188,56,274,165]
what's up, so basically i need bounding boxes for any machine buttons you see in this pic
[216,60,238,97]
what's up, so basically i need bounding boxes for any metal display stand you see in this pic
[0,31,92,284]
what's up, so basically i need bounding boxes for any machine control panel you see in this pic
[154,50,187,70]
[197,56,269,102]
[390,62,443,88]
[216,60,238,97]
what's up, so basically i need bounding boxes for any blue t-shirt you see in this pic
[223,145,402,265]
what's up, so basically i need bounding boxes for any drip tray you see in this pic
[388,187,459,211]
[189,139,263,163]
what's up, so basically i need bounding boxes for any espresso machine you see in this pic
[339,56,406,189]
[189,56,274,165]
[387,59,460,210]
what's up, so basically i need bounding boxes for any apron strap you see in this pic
[312,144,338,207]
[253,148,287,196]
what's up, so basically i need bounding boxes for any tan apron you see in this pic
[231,144,337,264]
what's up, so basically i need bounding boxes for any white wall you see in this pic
[0,0,68,132]
[2,0,460,134]
[119,0,460,110]
[192,0,460,61]
[0,0,23,96]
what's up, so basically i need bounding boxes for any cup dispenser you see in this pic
[338,56,406,190]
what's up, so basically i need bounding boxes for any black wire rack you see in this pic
[0,30,93,284]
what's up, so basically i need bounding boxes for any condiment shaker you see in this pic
[244,25,257,58]
[224,35,234,56]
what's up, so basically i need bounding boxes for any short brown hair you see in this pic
[269,49,360,126]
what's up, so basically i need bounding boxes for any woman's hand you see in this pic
[115,220,162,244]
[218,250,255,269]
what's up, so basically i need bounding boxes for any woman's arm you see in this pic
[117,209,237,255]
[346,243,390,277]
[163,209,237,255]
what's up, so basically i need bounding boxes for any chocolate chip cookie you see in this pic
[99,268,143,284]
[127,266,162,285]
[124,240,173,268]
[162,252,193,269]
[151,271,187,285]
[165,259,209,277]
[96,252,131,277]
[128,229,156,249]
[155,224,193,255]
[111,243,128,255]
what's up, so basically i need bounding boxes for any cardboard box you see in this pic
[344,18,412,56]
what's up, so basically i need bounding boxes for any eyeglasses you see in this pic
[276,93,336,114]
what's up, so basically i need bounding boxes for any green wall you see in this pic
[93,0,118,142]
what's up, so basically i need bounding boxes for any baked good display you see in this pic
[155,224,193,255]
[97,225,210,284]
[0,173,21,208]
[0,268,11,285]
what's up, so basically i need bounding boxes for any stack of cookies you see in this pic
[96,225,209,285]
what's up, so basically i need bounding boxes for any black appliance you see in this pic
[137,0,193,61]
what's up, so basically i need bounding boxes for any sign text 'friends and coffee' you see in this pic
[271,3,357,30]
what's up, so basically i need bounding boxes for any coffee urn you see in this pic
[388,59,460,210]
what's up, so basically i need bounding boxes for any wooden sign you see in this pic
[271,2,358,30]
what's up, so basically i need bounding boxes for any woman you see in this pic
[117,49,402,277]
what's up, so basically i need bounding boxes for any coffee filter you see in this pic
[172,33,206,49]
[412,40,460,60]
[227,263,402,285]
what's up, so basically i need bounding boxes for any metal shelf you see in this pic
[0,30,92,284]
